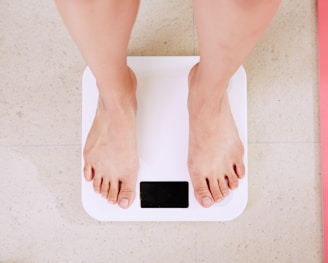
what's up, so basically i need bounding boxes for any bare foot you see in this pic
[188,63,245,208]
[83,67,139,209]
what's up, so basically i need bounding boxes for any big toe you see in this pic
[117,179,136,209]
[191,176,214,208]
[235,161,245,179]
[83,164,93,181]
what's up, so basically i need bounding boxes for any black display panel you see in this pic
[140,181,189,208]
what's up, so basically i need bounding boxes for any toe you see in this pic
[83,164,93,181]
[218,177,229,197]
[107,180,119,204]
[227,173,239,190]
[100,178,110,198]
[234,162,245,178]
[208,178,223,202]
[92,174,102,193]
[117,178,136,209]
[191,175,214,208]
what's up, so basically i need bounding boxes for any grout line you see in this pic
[0,142,321,148]
[247,141,321,144]
[0,144,81,148]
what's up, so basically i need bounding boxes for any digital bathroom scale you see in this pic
[81,56,248,221]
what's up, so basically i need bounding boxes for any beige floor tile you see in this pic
[129,0,194,56]
[246,0,319,143]
[0,0,83,146]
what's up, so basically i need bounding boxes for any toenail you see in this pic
[215,198,223,203]
[119,198,129,208]
[202,197,213,207]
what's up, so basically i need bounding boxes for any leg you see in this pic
[55,0,140,208]
[189,0,280,207]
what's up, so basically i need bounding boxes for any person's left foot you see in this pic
[187,63,245,208]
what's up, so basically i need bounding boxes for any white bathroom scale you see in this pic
[81,56,248,221]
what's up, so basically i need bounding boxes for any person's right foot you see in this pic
[83,67,139,209]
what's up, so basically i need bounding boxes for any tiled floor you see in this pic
[0,0,322,262]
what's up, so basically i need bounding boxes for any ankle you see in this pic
[97,88,137,117]
[95,66,137,112]
[96,65,135,89]
[189,63,230,95]
[188,64,229,114]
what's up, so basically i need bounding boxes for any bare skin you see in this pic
[55,0,280,209]
[186,0,281,208]
[187,63,245,207]
[55,0,140,208]
[83,67,138,208]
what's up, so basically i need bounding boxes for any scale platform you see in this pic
[81,56,248,221]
